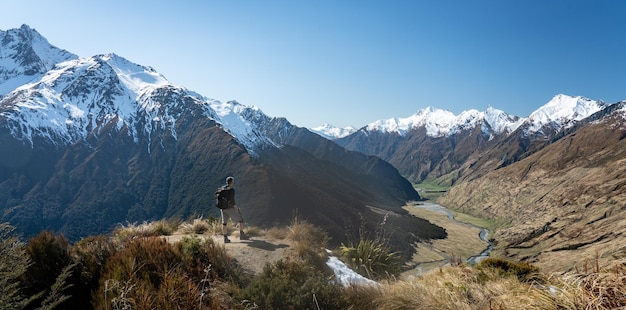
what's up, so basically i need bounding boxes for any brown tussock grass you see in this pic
[344,257,626,310]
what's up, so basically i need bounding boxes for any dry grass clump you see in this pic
[175,217,216,235]
[112,219,177,241]
[342,256,626,310]
[344,265,554,310]
[546,260,626,309]
[286,217,330,266]
[265,226,290,240]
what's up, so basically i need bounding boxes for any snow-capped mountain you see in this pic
[0,25,431,250]
[309,123,357,139]
[334,94,613,183]
[523,94,608,135]
[363,106,522,139]
[0,24,78,96]
[324,94,604,142]
[0,50,281,156]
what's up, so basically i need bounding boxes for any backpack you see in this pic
[214,187,229,209]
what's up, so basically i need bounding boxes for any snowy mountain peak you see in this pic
[0,32,276,155]
[366,107,457,136]
[363,106,520,138]
[1,52,179,145]
[0,24,78,96]
[310,123,357,139]
[524,94,607,134]
[482,106,523,136]
[97,53,171,97]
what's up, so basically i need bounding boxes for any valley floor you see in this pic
[401,201,491,279]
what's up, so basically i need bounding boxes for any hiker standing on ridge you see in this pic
[217,176,249,243]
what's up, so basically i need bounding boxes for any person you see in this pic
[218,176,249,243]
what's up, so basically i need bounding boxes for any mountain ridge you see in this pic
[0,24,78,96]
[312,94,607,141]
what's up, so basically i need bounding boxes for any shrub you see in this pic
[339,238,401,280]
[176,236,245,283]
[237,259,347,309]
[92,236,245,309]
[476,257,539,282]
[0,222,31,309]
[23,231,74,309]
[69,235,117,308]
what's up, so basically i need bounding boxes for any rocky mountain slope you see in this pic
[333,95,608,184]
[328,95,624,272]
[438,102,626,271]
[0,25,445,254]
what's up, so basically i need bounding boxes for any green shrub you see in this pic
[69,235,117,308]
[237,259,347,309]
[339,238,401,279]
[23,231,74,309]
[0,222,31,309]
[476,257,539,282]
[176,236,245,283]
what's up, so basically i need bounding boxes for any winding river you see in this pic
[414,202,494,265]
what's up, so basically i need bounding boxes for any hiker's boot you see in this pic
[239,231,250,240]
[224,235,231,243]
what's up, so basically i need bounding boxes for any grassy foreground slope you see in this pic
[1,219,625,309]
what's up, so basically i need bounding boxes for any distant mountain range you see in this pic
[321,95,609,183]
[0,25,443,256]
[311,95,606,141]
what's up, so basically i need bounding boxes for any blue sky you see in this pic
[2,1,625,128]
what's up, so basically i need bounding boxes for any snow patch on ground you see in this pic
[325,251,379,287]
